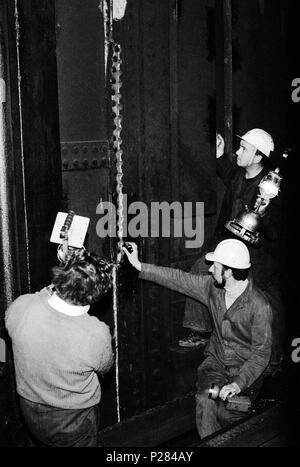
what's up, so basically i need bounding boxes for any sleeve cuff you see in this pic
[233,376,245,392]
[139,262,152,278]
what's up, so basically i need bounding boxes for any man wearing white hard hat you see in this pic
[123,240,272,439]
[181,128,284,369]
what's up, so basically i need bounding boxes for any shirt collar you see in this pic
[48,292,90,316]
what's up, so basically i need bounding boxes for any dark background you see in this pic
[286,0,300,445]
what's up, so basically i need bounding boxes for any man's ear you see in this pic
[225,267,233,278]
[254,153,262,164]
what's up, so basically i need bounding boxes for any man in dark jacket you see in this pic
[123,240,272,438]
[180,129,284,367]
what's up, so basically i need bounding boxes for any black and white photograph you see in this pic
[0,0,300,452]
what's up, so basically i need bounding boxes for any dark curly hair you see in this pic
[223,265,250,281]
[51,248,112,306]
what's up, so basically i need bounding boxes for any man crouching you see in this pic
[123,239,272,439]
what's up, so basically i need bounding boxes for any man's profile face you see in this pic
[235,140,257,168]
[209,262,226,287]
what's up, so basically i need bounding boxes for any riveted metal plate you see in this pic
[60,140,110,171]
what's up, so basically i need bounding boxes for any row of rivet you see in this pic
[60,142,109,170]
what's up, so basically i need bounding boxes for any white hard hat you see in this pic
[205,239,251,269]
[237,128,274,157]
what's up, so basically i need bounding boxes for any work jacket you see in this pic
[140,263,272,391]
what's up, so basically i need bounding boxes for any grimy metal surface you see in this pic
[0,0,62,446]
[223,0,233,156]
[0,12,16,316]
[0,2,28,448]
[14,1,62,292]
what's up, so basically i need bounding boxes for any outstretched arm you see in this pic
[123,243,211,306]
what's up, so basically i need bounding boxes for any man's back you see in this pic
[5,288,113,409]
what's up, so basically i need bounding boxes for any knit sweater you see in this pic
[5,288,114,409]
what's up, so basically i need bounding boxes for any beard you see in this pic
[213,270,226,289]
[213,278,226,288]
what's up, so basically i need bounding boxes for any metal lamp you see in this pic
[225,168,283,246]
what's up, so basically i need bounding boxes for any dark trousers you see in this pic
[195,355,264,439]
[20,397,99,447]
[183,254,212,333]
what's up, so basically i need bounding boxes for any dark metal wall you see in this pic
[110,0,219,421]
[54,0,219,426]
[56,0,107,142]
[0,0,62,446]
[8,0,62,292]
[232,0,289,149]
[0,1,22,447]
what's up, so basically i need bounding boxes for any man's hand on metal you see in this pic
[219,382,241,401]
[216,133,225,159]
[123,242,142,271]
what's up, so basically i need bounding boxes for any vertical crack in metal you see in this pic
[112,44,124,264]
[100,0,125,424]
[111,41,124,423]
